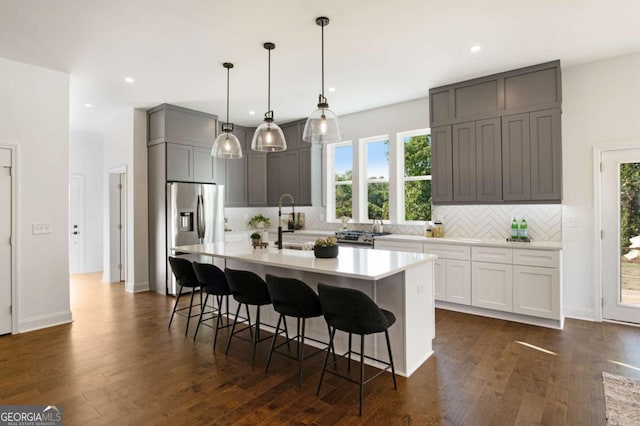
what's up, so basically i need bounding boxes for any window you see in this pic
[364,137,390,220]
[332,142,352,220]
[400,129,431,222]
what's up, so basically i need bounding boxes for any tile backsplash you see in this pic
[225,204,562,242]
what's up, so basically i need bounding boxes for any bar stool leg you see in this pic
[225,303,242,355]
[251,305,261,366]
[245,305,253,338]
[185,289,196,336]
[359,334,365,416]
[298,318,306,388]
[348,333,352,372]
[193,293,210,342]
[213,295,223,351]
[385,330,397,389]
[265,314,283,374]
[326,323,337,370]
[317,327,336,396]
[168,286,183,328]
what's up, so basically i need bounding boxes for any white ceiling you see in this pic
[1,0,640,134]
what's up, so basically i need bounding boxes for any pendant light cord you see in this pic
[321,21,325,100]
[226,65,230,124]
[267,47,271,114]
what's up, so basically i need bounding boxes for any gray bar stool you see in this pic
[167,256,202,336]
[264,274,336,387]
[316,283,397,416]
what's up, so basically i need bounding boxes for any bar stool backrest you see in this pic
[224,268,271,305]
[168,257,199,288]
[193,262,231,295]
[317,283,390,335]
[265,274,322,318]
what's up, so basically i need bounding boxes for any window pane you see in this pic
[335,184,352,218]
[404,134,431,177]
[335,145,353,182]
[404,180,432,221]
[367,140,389,180]
[368,182,389,220]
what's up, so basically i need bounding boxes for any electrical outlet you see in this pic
[32,223,52,234]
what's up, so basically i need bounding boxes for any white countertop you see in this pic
[375,234,564,251]
[173,241,436,280]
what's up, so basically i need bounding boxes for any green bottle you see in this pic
[511,218,519,239]
[519,218,528,240]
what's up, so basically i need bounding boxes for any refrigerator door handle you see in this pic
[196,193,205,240]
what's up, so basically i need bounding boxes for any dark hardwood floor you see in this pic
[1,273,639,425]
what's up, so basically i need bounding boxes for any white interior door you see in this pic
[69,175,85,274]
[601,149,640,324]
[0,148,12,335]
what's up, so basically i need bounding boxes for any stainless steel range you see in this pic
[334,230,391,248]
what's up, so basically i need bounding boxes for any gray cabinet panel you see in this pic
[475,118,502,201]
[430,90,451,123]
[502,113,531,201]
[267,154,281,206]
[147,104,217,148]
[454,80,499,118]
[452,122,477,201]
[504,68,559,110]
[530,109,561,201]
[247,154,267,206]
[225,127,247,207]
[166,143,192,181]
[193,147,215,183]
[281,151,300,201]
[282,121,302,150]
[299,148,311,205]
[431,126,453,203]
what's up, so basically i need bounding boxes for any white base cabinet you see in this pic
[424,244,471,305]
[471,262,513,312]
[513,265,560,319]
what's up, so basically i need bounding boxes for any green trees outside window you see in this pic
[403,134,432,221]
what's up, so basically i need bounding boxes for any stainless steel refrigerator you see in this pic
[165,182,224,295]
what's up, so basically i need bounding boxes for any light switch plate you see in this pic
[32,223,52,234]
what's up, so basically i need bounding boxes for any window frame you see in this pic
[397,128,431,224]
[326,140,353,223]
[361,135,391,222]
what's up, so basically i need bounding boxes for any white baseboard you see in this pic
[19,310,73,333]
[563,306,596,322]
[126,281,150,293]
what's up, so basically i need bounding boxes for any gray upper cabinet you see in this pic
[225,126,247,207]
[502,113,532,201]
[429,60,562,204]
[166,143,193,182]
[193,147,217,183]
[431,126,453,203]
[530,109,561,201]
[475,118,502,202]
[148,104,217,148]
[282,120,303,151]
[452,122,477,202]
[267,154,281,206]
[298,148,311,206]
[429,60,561,127]
[247,153,267,207]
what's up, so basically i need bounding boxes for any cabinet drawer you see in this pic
[513,249,559,268]
[376,240,423,253]
[472,247,513,263]
[424,244,471,260]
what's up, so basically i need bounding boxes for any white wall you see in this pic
[69,130,104,272]
[0,57,72,332]
[562,52,640,320]
[102,109,149,292]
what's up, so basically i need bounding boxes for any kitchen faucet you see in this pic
[277,193,295,249]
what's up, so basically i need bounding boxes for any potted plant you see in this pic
[248,214,271,229]
[250,232,262,245]
[313,236,339,258]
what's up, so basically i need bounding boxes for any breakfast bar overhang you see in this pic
[173,243,437,377]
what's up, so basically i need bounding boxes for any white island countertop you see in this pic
[173,242,436,281]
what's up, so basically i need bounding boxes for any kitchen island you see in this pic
[173,242,436,377]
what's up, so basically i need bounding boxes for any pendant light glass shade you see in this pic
[212,124,242,159]
[212,62,243,159]
[252,42,287,152]
[303,16,341,144]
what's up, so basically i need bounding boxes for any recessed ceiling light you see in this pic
[249,110,256,115]
[124,77,135,83]
[469,45,482,53]
[84,103,93,108]
[328,87,336,92]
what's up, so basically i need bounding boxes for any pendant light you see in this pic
[251,42,287,152]
[212,62,242,159]
[303,16,341,144]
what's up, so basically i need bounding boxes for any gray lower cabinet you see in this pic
[503,109,561,202]
[431,126,453,203]
[247,153,267,206]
